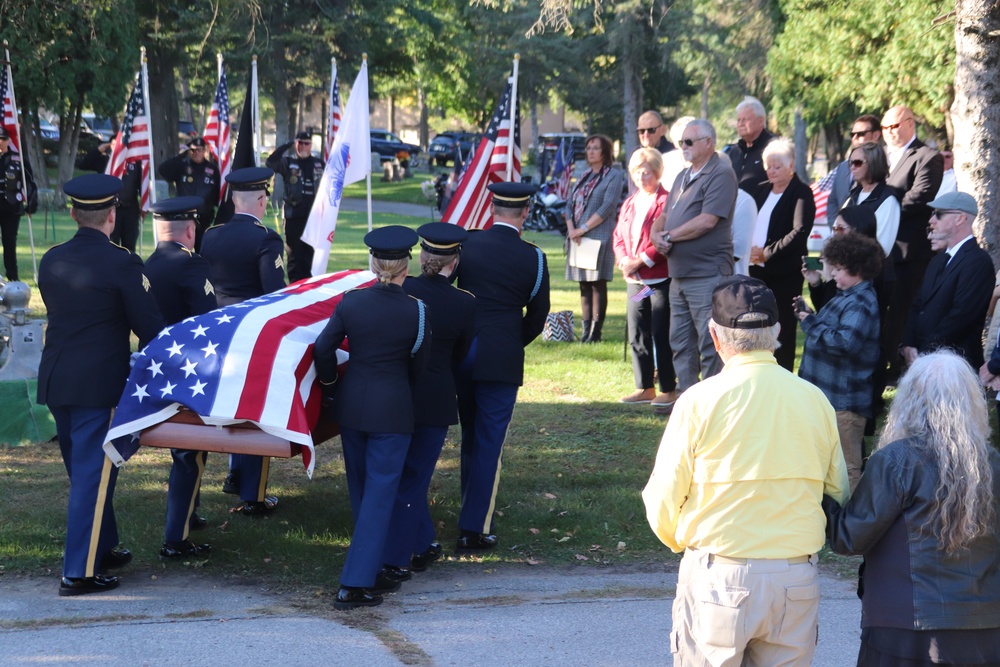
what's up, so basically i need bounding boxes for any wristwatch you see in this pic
[665,233,672,244]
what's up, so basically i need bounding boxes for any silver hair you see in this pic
[736,96,767,121]
[670,116,697,146]
[762,138,795,168]
[878,351,995,554]
[709,316,780,353]
[628,147,664,180]
[687,118,717,145]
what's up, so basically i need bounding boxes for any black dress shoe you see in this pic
[59,574,120,597]
[222,472,240,495]
[372,570,402,593]
[233,496,278,517]
[160,540,212,560]
[410,542,442,572]
[99,547,132,572]
[380,564,412,583]
[189,513,208,530]
[456,531,498,554]
[333,586,383,610]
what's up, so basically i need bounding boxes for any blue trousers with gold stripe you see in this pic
[232,454,270,502]
[165,449,207,543]
[457,381,518,535]
[50,406,120,579]
[339,426,410,588]
[382,424,448,568]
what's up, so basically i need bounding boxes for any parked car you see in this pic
[370,129,422,166]
[81,113,115,142]
[538,132,587,161]
[428,131,481,166]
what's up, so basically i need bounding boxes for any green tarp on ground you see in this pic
[0,379,56,446]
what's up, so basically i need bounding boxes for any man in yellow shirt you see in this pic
[642,275,849,666]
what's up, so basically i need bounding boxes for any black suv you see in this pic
[428,131,481,166]
[370,129,422,166]
[538,132,587,161]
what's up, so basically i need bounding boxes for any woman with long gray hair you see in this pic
[824,351,1000,665]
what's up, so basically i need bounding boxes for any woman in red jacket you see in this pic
[613,147,676,409]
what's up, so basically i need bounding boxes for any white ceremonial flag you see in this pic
[303,59,371,276]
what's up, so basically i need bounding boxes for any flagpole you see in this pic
[3,42,37,282]
[141,47,158,249]
[506,54,519,183]
[251,56,260,168]
[364,54,373,233]
[326,57,337,162]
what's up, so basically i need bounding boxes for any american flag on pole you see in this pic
[103,269,376,478]
[1,61,21,153]
[324,61,341,162]
[442,73,520,230]
[105,72,152,210]
[204,64,231,204]
[553,138,573,200]
[811,169,837,223]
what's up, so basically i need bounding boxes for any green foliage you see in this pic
[768,0,955,130]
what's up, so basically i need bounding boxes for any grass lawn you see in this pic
[0,203,863,591]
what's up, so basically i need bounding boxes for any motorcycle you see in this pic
[524,181,567,234]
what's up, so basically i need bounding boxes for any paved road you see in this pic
[340,197,438,220]
[1,564,862,665]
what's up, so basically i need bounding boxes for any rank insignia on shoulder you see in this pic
[275,255,284,269]
[142,274,151,292]
[204,279,215,295]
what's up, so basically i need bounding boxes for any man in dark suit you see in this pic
[454,182,550,552]
[882,105,944,375]
[37,174,165,596]
[201,167,286,516]
[901,191,994,368]
[145,197,217,560]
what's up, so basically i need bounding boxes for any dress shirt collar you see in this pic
[947,234,975,262]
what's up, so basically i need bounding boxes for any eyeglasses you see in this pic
[637,125,661,135]
[931,209,962,219]
[832,224,848,233]
[850,130,873,138]
[881,118,912,131]
[681,137,709,147]
[849,159,866,168]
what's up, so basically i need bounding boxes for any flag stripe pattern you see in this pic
[443,75,521,230]
[324,74,341,163]
[0,64,20,153]
[204,65,231,204]
[811,169,837,223]
[106,72,152,210]
[102,269,377,478]
[554,138,573,201]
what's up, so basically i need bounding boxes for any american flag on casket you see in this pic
[102,269,376,478]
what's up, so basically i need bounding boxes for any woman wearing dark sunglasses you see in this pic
[842,141,900,258]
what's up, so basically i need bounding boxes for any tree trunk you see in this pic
[418,87,429,150]
[794,108,809,182]
[951,0,1000,262]
[530,98,540,173]
[701,72,710,120]
[621,24,643,162]
[387,95,395,134]
[56,99,84,193]
[146,43,180,179]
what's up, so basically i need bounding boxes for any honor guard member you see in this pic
[0,125,37,280]
[158,136,221,251]
[383,223,475,576]
[145,197,217,560]
[266,130,324,282]
[77,140,142,252]
[37,174,166,596]
[313,225,430,610]
[455,182,550,553]
[201,166,286,516]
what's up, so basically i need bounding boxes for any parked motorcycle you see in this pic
[524,182,567,234]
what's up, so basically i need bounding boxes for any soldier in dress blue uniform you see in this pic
[266,130,324,283]
[0,125,36,280]
[313,225,430,610]
[455,182,550,553]
[76,140,142,252]
[158,137,221,251]
[37,174,166,596]
[145,197,217,560]
[201,167,286,516]
[382,223,475,576]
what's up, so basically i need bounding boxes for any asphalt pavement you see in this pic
[1,563,863,665]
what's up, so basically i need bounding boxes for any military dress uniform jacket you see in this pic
[200,213,286,306]
[77,149,141,212]
[37,227,165,408]
[158,155,221,224]
[456,224,550,386]
[404,273,475,426]
[265,142,324,219]
[313,282,430,434]
[144,241,217,324]
[0,148,35,215]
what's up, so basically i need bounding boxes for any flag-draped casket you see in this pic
[102,270,376,478]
